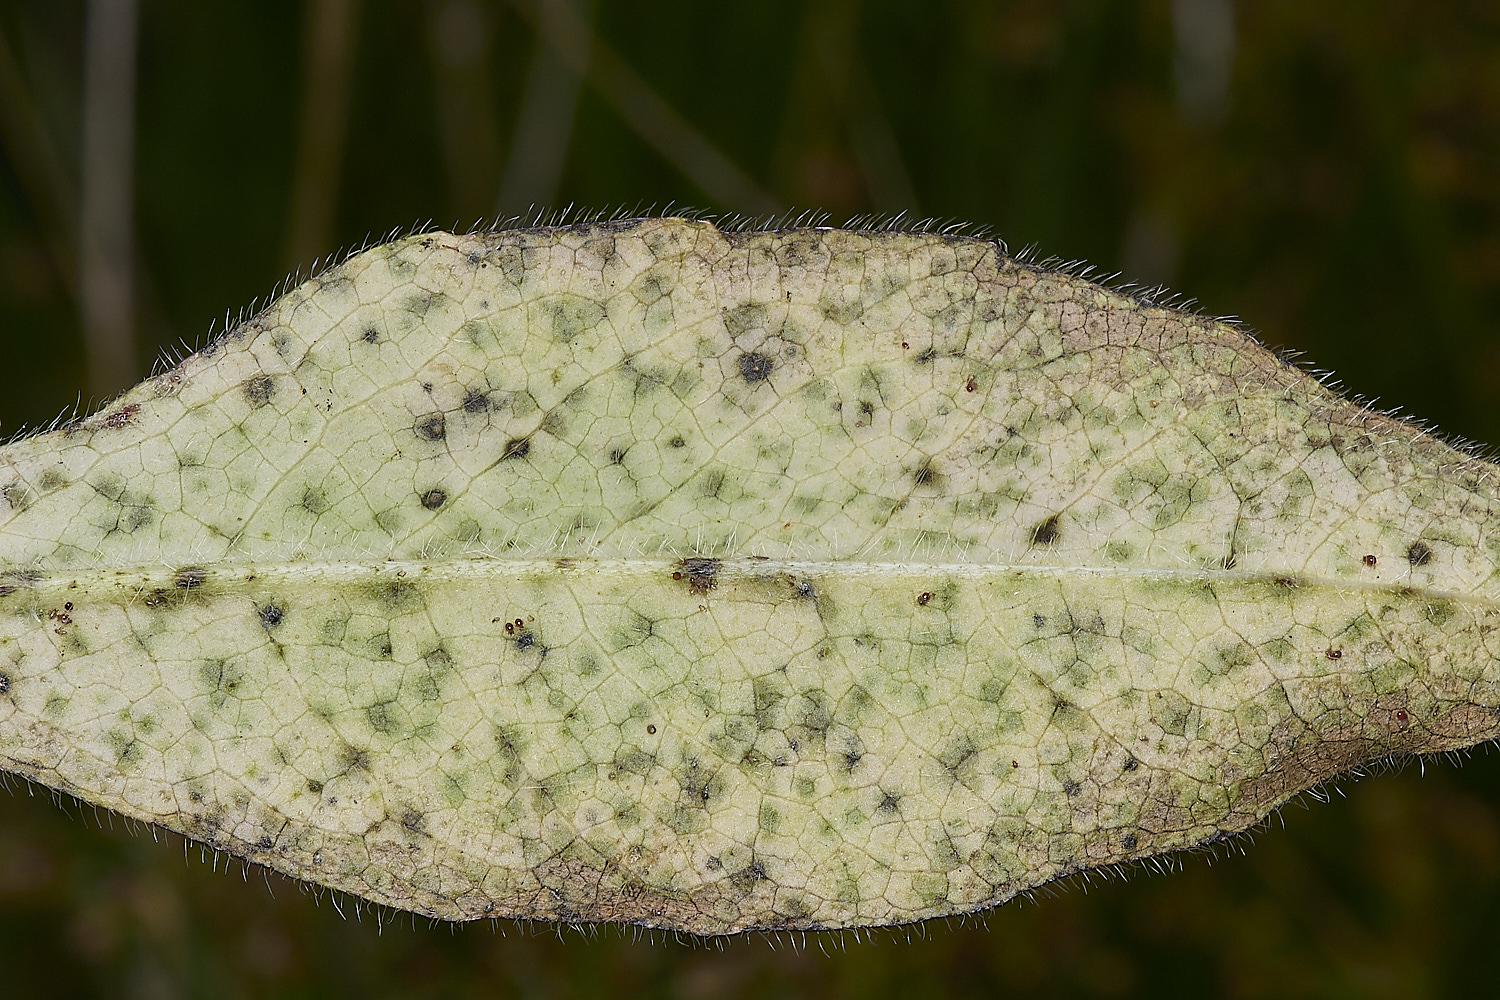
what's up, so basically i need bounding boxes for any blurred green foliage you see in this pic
[3,0,1500,996]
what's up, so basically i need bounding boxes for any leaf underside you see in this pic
[1,218,1498,934]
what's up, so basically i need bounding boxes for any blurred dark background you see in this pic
[3,0,1500,996]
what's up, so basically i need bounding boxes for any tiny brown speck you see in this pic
[1011,760,1019,768]
[1325,648,1342,660]
[647,725,657,735]
[504,621,515,634]
[965,376,977,392]
[917,592,933,606]
[672,571,683,580]
[1362,554,1378,567]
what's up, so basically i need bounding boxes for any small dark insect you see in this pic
[1362,554,1378,567]
[64,601,73,611]
[965,376,977,393]
[260,604,284,628]
[504,621,515,634]
[104,404,140,428]
[1395,709,1410,723]
[647,724,657,735]
[1325,648,1342,660]
[672,571,683,581]
[917,592,933,606]
[514,618,524,630]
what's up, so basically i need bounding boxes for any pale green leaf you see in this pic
[1,218,1496,934]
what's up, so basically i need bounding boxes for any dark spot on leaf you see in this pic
[965,375,978,392]
[917,592,933,606]
[259,603,284,629]
[415,413,446,441]
[502,437,530,460]
[1034,614,1045,628]
[1121,833,1138,850]
[678,557,720,595]
[301,487,330,514]
[400,809,424,832]
[738,351,773,383]
[462,388,490,413]
[1407,541,1433,566]
[256,835,274,850]
[913,461,938,488]
[668,435,686,448]
[420,489,447,510]
[1325,648,1342,660]
[1123,755,1138,772]
[1063,779,1082,797]
[647,724,657,735]
[1362,554,1378,567]
[515,631,535,650]
[0,672,8,695]
[1031,514,1061,546]
[243,374,275,407]
[173,566,207,590]
[362,327,380,344]
[877,790,901,814]
[306,780,323,793]
[609,447,628,465]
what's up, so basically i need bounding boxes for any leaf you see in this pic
[0,218,1496,935]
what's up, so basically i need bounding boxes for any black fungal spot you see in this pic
[1063,779,1082,797]
[501,437,530,460]
[1407,541,1433,566]
[668,435,686,448]
[1031,514,1062,546]
[0,672,9,696]
[1123,755,1138,772]
[515,631,535,651]
[361,327,380,344]
[415,413,447,441]
[738,351,773,384]
[677,557,720,595]
[400,809,424,833]
[877,790,902,814]
[462,388,490,413]
[1121,833,1138,850]
[608,447,628,465]
[301,487,330,514]
[173,566,207,590]
[243,374,275,407]
[912,461,938,488]
[647,724,657,735]
[420,489,447,510]
[259,603,284,629]
[306,780,323,793]
[1033,614,1046,628]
